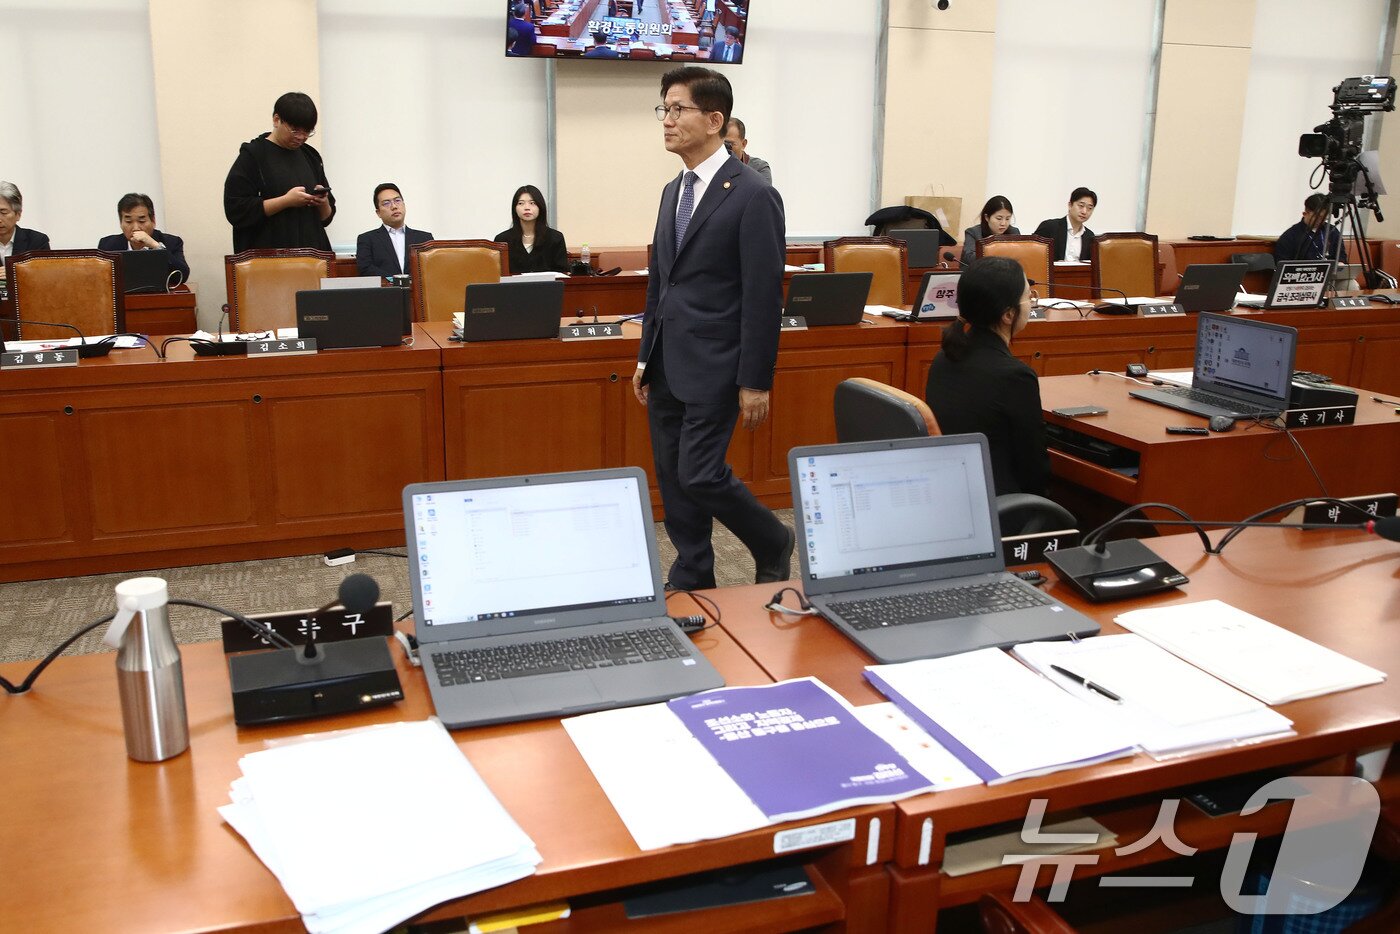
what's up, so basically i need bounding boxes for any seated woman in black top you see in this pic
[494,185,569,274]
[925,256,1051,497]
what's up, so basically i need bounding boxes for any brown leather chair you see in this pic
[408,240,509,323]
[977,234,1053,290]
[224,249,332,332]
[823,236,908,306]
[8,250,125,341]
[530,42,557,56]
[1157,241,1179,291]
[834,378,940,442]
[1093,232,1159,298]
[627,47,656,60]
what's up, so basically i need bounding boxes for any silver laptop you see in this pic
[403,468,723,728]
[1129,313,1297,419]
[789,435,1099,664]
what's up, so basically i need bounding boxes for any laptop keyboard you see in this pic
[432,626,691,685]
[1159,385,1276,417]
[828,581,1052,631]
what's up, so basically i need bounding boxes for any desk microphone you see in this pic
[302,574,381,661]
[1028,279,1133,315]
[1369,515,1400,542]
[9,318,120,357]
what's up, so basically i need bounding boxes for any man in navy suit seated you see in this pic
[584,30,619,58]
[0,180,52,281]
[632,66,794,591]
[356,183,433,279]
[96,193,190,284]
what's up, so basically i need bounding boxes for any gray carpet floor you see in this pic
[0,510,793,665]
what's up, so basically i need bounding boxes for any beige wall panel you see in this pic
[554,61,679,247]
[1147,44,1251,238]
[149,0,321,326]
[1164,0,1255,48]
[889,0,996,32]
[882,27,995,219]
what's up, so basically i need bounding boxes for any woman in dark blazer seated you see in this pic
[925,256,1050,497]
[959,195,1021,266]
[1033,186,1097,261]
[494,185,569,274]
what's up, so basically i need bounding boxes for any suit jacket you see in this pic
[356,226,434,277]
[713,40,742,63]
[494,227,569,274]
[639,154,785,403]
[583,46,620,58]
[1032,216,1096,262]
[925,328,1050,496]
[97,230,190,282]
[10,227,51,254]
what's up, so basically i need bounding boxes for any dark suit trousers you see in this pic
[646,347,785,590]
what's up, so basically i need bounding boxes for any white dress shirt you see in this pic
[385,223,407,272]
[1064,215,1085,262]
[674,142,731,224]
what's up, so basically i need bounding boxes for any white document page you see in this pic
[1115,600,1387,705]
[562,703,769,851]
[851,703,980,790]
[866,648,1135,783]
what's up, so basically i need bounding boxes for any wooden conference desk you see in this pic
[0,329,444,582]
[1039,373,1400,522]
[0,285,197,342]
[712,529,1400,932]
[0,611,893,933]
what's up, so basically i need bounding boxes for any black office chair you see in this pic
[1230,252,1276,274]
[833,379,1076,538]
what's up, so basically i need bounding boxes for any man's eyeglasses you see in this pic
[654,103,706,121]
[379,197,404,209]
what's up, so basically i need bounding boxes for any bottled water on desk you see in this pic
[106,577,189,762]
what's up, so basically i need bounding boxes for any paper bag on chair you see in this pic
[905,195,961,239]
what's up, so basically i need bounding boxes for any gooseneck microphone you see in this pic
[302,574,381,661]
[1369,515,1400,542]
[1027,279,1134,315]
[9,318,120,357]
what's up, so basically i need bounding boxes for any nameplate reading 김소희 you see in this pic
[247,338,318,357]
[1,349,81,368]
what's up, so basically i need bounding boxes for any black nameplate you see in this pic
[1284,405,1356,428]
[779,316,808,331]
[219,601,396,653]
[247,337,318,356]
[559,322,626,341]
[1331,296,1371,309]
[1302,493,1398,526]
[1002,529,1082,567]
[1140,303,1185,316]
[1027,307,1047,321]
[0,349,81,368]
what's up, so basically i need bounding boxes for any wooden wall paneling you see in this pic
[0,410,79,547]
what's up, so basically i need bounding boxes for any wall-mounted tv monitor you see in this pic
[505,0,751,64]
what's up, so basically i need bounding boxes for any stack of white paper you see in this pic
[1115,600,1387,705]
[1013,635,1295,758]
[220,719,540,934]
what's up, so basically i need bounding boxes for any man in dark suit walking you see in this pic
[356,183,433,278]
[96,193,191,284]
[632,66,794,591]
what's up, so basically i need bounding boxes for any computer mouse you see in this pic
[1208,415,1236,433]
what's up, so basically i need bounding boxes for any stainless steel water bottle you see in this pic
[105,577,189,762]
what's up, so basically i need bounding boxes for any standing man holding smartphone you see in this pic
[632,66,794,591]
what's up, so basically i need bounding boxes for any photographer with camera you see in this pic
[1274,193,1347,264]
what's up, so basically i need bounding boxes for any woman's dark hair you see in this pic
[509,185,550,237]
[660,66,733,126]
[939,257,1027,361]
[978,195,1014,238]
[1069,186,1097,206]
[273,92,318,132]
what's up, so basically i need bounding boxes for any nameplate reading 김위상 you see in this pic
[1283,405,1355,429]
[559,322,626,341]
[779,316,808,331]
[1139,303,1185,317]
[247,338,318,357]
[1302,492,1398,526]
[1332,296,1371,309]
[0,349,81,368]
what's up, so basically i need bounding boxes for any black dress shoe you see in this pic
[754,526,795,584]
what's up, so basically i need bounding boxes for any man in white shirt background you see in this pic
[356,183,434,279]
[1034,187,1097,262]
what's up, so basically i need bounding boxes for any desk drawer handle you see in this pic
[609,372,619,383]
[63,405,74,416]
[1147,345,1156,354]
[252,394,263,404]
[1032,351,1042,359]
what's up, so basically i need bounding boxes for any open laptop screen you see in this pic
[409,476,658,628]
[1193,313,1294,405]
[797,438,998,581]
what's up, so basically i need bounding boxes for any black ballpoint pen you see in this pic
[1050,664,1123,703]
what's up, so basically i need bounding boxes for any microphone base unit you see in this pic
[228,637,404,726]
[1047,538,1189,603]
[76,342,116,358]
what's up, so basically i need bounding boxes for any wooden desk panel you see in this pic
[0,330,444,582]
[1040,373,1400,520]
[0,621,893,934]
[126,284,198,334]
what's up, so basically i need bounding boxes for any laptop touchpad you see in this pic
[511,672,602,710]
[922,620,1005,656]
